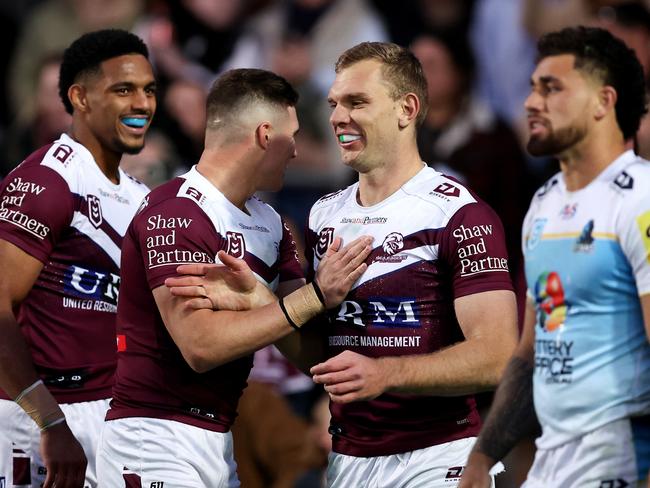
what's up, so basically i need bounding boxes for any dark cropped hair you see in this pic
[335,42,429,127]
[537,26,647,139]
[206,69,299,130]
[59,29,149,114]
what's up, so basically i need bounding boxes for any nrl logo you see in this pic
[87,195,103,228]
[315,227,335,259]
[226,231,245,259]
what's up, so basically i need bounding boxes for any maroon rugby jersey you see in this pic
[306,166,513,457]
[0,134,149,403]
[107,166,303,432]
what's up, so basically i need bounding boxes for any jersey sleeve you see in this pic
[278,218,304,282]
[438,201,513,298]
[0,164,74,263]
[132,200,225,290]
[617,193,650,295]
[304,217,318,283]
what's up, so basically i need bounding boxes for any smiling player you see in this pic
[0,29,155,488]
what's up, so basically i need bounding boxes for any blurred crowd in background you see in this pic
[1,0,650,486]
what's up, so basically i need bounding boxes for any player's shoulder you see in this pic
[608,152,650,197]
[248,194,282,222]
[531,171,562,204]
[33,135,94,184]
[309,185,356,224]
[2,142,76,196]
[133,175,202,223]
[312,186,354,211]
[404,166,478,216]
[118,169,150,198]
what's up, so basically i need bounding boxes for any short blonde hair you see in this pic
[335,42,428,126]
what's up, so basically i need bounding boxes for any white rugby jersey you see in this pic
[523,150,650,449]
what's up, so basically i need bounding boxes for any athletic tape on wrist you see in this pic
[311,280,326,307]
[14,379,44,403]
[41,416,66,431]
[279,298,300,330]
[14,381,65,431]
[282,283,326,329]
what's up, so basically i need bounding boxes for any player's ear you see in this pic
[68,84,89,113]
[594,86,617,120]
[255,122,272,150]
[398,93,420,129]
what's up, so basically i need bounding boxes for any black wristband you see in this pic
[278,298,300,330]
[311,280,326,307]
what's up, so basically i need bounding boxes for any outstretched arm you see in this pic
[459,298,539,488]
[158,236,372,373]
[310,289,519,402]
[0,240,87,488]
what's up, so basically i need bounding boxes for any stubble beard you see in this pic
[526,125,586,157]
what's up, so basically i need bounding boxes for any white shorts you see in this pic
[0,397,109,488]
[523,417,650,487]
[97,417,239,488]
[327,437,499,488]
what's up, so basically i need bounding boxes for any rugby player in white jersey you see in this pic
[167,42,519,487]
[460,26,650,487]
[0,30,155,488]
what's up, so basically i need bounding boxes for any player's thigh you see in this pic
[97,417,239,488]
[0,399,45,488]
[62,398,110,488]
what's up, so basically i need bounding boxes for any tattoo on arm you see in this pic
[475,355,540,462]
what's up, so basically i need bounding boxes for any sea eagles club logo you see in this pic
[382,232,404,255]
